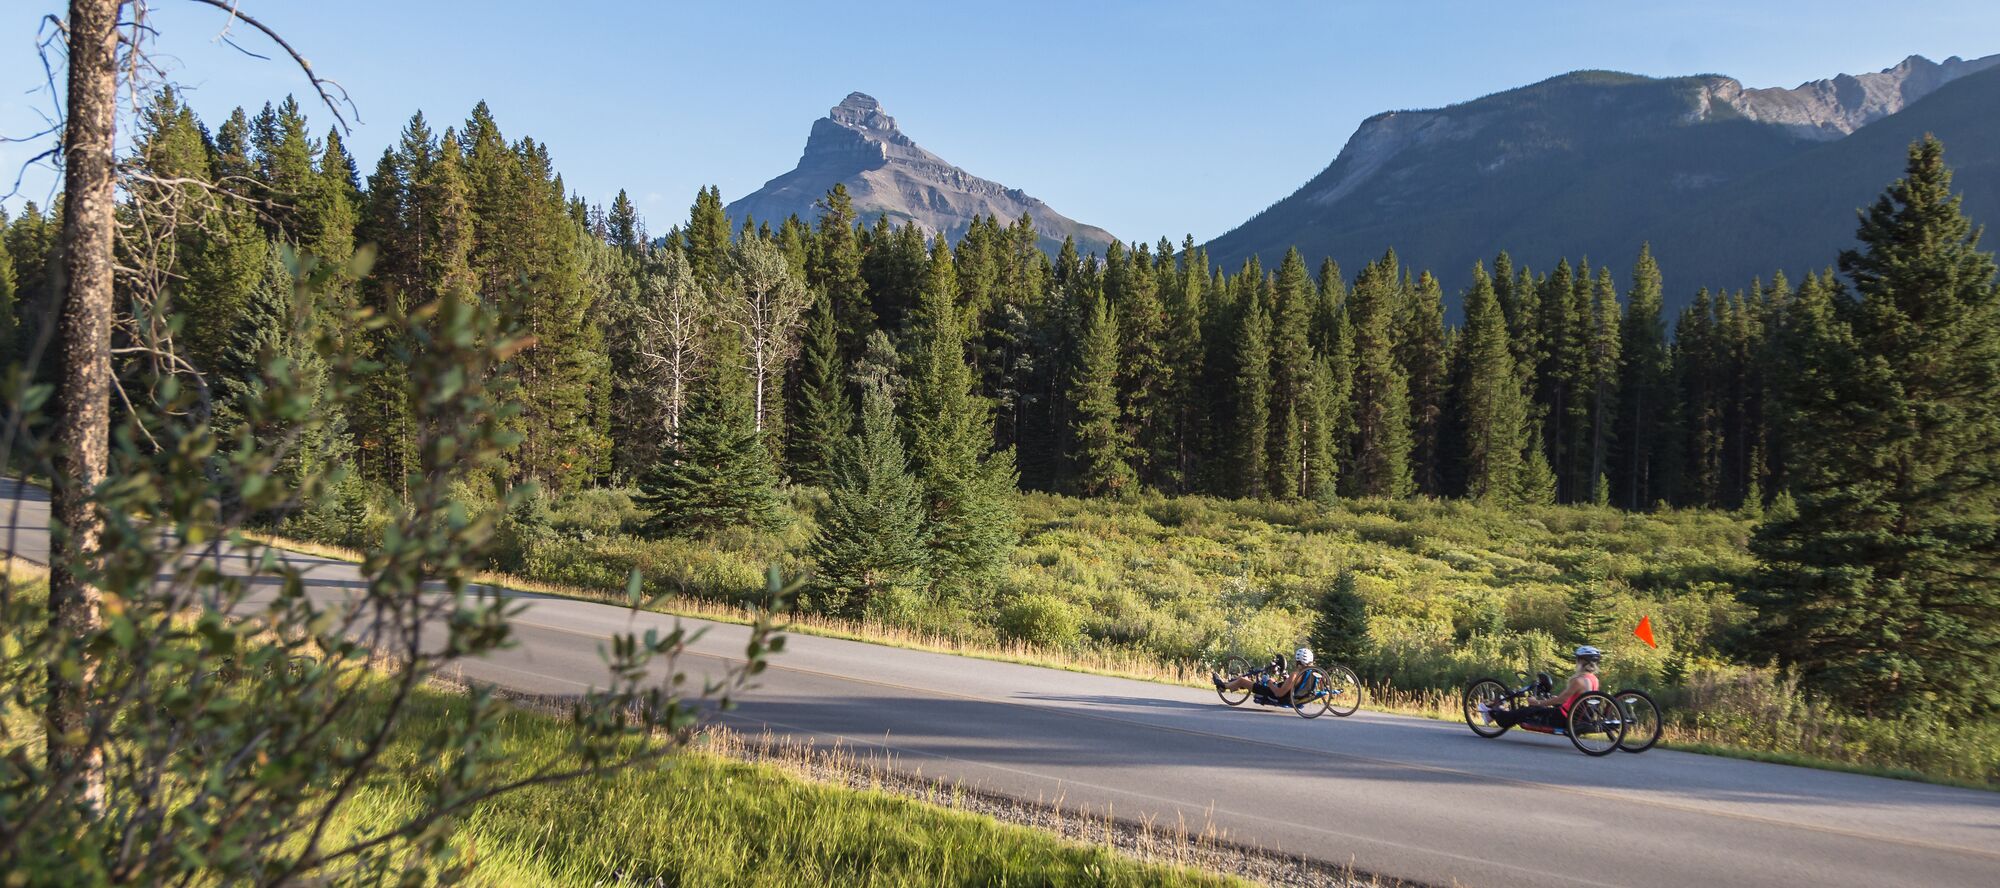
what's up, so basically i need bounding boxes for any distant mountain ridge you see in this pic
[726,93,1116,255]
[1206,53,2000,310]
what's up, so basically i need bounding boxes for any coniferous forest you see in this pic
[7,92,1997,734]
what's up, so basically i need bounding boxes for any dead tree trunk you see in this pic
[48,0,121,814]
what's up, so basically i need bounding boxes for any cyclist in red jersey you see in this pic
[1479,646,1602,729]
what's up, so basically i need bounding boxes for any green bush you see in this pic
[999,593,1083,649]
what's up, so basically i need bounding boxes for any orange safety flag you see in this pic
[1633,615,1658,649]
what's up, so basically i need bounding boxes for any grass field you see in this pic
[310,484,1994,789]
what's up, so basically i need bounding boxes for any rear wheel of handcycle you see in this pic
[1565,691,1626,756]
[1292,667,1333,719]
[1217,656,1252,706]
[1463,678,1512,738]
[1613,689,1662,753]
[1320,664,1362,717]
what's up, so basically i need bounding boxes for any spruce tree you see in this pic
[684,185,732,293]
[1268,248,1317,498]
[637,333,784,537]
[809,382,931,619]
[1586,266,1622,505]
[1614,244,1670,509]
[1161,236,1206,492]
[1455,263,1529,503]
[1309,570,1370,663]
[1070,294,1134,497]
[1748,138,2000,715]
[785,291,851,487]
[1347,253,1413,498]
[1564,585,1613,649]
[1399,271,1448,496]
[810,184,872,361]
[1232,289,1272,498]
[907,236,1020,599]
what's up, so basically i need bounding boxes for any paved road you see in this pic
[7,480,1998,887]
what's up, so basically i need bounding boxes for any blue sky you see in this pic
[3,1,1997,241]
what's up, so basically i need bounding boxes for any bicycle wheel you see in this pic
[1320,664,1362,717]
[1613,689,1662,753]
[1292,667,1332,719]
[1565,691,1626,756]
[1217,656,1252,706]
[1464,678,1512,738]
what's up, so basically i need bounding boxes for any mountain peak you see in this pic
[830,92,893,130]
[725,93,1116,257]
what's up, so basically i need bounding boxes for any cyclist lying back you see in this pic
[1214,647,1316,699]
[1479,645,1602,729]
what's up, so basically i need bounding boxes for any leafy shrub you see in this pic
[999,593,1083,649]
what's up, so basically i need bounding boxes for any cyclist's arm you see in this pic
[1537,674,1591,707]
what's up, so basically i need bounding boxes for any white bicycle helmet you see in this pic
[1574,645,1602,665]
[1294,646,1315,666]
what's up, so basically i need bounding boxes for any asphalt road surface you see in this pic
[6,479,1997,887]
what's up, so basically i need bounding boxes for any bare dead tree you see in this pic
[633,245,711,438]
[717,234,810,433]
[47,0,122,816]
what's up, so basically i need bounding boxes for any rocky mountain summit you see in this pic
[1206,53,2000,310]
[1696,53,2000,139]
[726,93,1115,255]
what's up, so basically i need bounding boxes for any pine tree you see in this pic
[1232,288,1272,498]
[607,189,640,253]
[1267,248,1318,498]
[1070,294,1134,497]
[1586,266,1622,506]
[1454,263,1529,503]
[908,235,1020,599]
[810,184,872,361]
[809,382,931,619]
[636,333,784,537]
[1110,241,1169,486]
[684,185,732,293]
[1309,570,1370,663]
[1400,271,1448,496]
[1614,244,1671,509]
[1564,585,1613,649]
[785,290,851,487]
[1748,138,2000,715]
[1347,252,1413,498]
[1161,236,1206,492]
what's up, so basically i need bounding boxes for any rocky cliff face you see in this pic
[1698,53,2000,139]
[726,93,1116,255]
[1206,54,2000,311]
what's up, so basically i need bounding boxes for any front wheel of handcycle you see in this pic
[1565,691,1627,756]
[1319,664,1362,717]
[1291,667,1333,718]
[1217,656,1252,706]
[1612,689,1662,753]
[1463,678,1512,738]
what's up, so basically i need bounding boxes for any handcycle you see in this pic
[1461,671,1645,756]
[1214,653,1362,719]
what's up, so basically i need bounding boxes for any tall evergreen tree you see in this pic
[1748,138,2000,715]
[1347,253,1413,498]
[1070,294,1134,497]
[785,290,851,487]
[809,381,931,619]
[1453,263,1529,503]
[908,236,1019,599]
[1232,288,1272,498]
[810,184,872,361]
[1586,266,1623,505]
[1399,271,1449,496]
[1267,248,1317,498]
[1161,237,1206,492]
[684,185,732,293]
[637,333,784,537]
[1614,244,1671,509]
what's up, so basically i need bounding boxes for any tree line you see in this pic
[3,93,1993,713]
